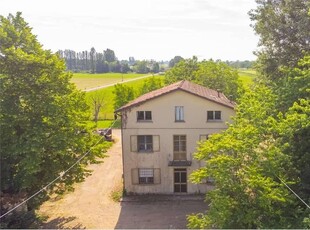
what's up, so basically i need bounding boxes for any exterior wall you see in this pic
[121,90,235,194]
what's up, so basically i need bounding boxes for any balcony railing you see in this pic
[168,152,192,166]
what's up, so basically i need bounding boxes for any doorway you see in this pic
[174,168,187,193]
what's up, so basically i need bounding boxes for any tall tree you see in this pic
[249,0,310,80]
[0,12,110,226]
[188,85,307,229]
[90,47,96,73]
[103,48,116,63]
[138,76,163,96]
[113,84,135,110]
[169,55,184,68]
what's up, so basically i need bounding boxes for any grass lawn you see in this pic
[238,69,257,86]
[71,73,146,90]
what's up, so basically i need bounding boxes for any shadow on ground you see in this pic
[115,195,208,229]
[40,216,86,229]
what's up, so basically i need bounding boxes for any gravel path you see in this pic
[39,129,123,229]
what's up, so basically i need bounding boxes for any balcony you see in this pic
[168,152,192,167]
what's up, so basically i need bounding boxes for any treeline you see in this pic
[225,60,254,69]
[57,48,163,74]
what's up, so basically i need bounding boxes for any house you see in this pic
[115,80,236,194]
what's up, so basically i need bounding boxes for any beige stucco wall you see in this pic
[121,90,235,194]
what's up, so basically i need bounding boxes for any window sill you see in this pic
[175,120,185,123]
[137,151,154,153]
[206,120,223,123]
[137,120,153,123]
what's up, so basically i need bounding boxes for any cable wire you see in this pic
[0,120,117,219]
[276,176,310,209]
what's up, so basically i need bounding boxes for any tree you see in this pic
[89,92,105,123]
[249,0,310,80]
[188,85,306,229]
[90,47,96,73]
[165,56,199,84]
[0,12,110,225]
[134,60,150,73]
[113,84,135,110]
[103,48,116,63]
[165,57,243,100]
[169,55,184,68]
[138,77,163,96]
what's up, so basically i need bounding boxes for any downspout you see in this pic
[115,111,126,196]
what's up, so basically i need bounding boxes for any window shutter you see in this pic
[153,135,160,152]
[154,168,161,184]
[130,135,138,152]
[131,168,139,184]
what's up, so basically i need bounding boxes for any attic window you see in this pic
[137,111,152,121]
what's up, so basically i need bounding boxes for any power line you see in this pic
[0,120,117,219]
[277,176,310,209]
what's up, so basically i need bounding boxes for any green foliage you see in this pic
[165,57,244,100]
[0,12,111,218]
[249,0,310,80]
[113,83,135,110]
[188,86,306,229]
[169,55,184,68]
[138,76,164,96]
[275,55,310,111]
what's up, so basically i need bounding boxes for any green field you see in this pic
[71,73,146,90]
[238,69,257,86]
[70,71,256,128]
[85,75,165,123]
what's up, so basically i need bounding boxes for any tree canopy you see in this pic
[0,12,111,226]
[165,57,243,100]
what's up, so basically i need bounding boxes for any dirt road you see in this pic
[39,129,123,229]
[38,129,208,229]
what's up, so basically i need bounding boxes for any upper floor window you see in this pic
[173,135,187,160]
[137,111,152,121]
[207,111,221,121]
[138,135,153,152]
[175,106,184,122]
[130,135,160,152]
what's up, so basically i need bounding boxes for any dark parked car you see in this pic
[97,128,112,141]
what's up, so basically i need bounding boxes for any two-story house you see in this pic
[115,80,236,194]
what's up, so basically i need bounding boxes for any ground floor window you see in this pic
[139,168,154,184]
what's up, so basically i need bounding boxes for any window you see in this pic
[207,111,221,121]
[131,168,161,185]
[137,135,153,152]
[173,135,186,160]
[130,135,160,152]
[139,168,154,184]
[175,106,184,122]
[137,111,152,121]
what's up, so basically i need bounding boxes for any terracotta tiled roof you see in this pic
[115,80,236,112]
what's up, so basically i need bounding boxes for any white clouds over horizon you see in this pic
[1,0,259,61]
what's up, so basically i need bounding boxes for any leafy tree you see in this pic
[103,48,116,63]
[169,55,184,68]
[134,60,150,74]
[188,85,305,229]
[0,12,111,223]
[138,76,164,96]
[165,56,199,84]
[249,0,310,80]
[165,57,243,100]
[113,84,135,110]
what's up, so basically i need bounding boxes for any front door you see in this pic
[174,168,187,193]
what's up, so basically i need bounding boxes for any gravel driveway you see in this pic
[38,129,208,229]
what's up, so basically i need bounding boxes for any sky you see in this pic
[1,0,259,61]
